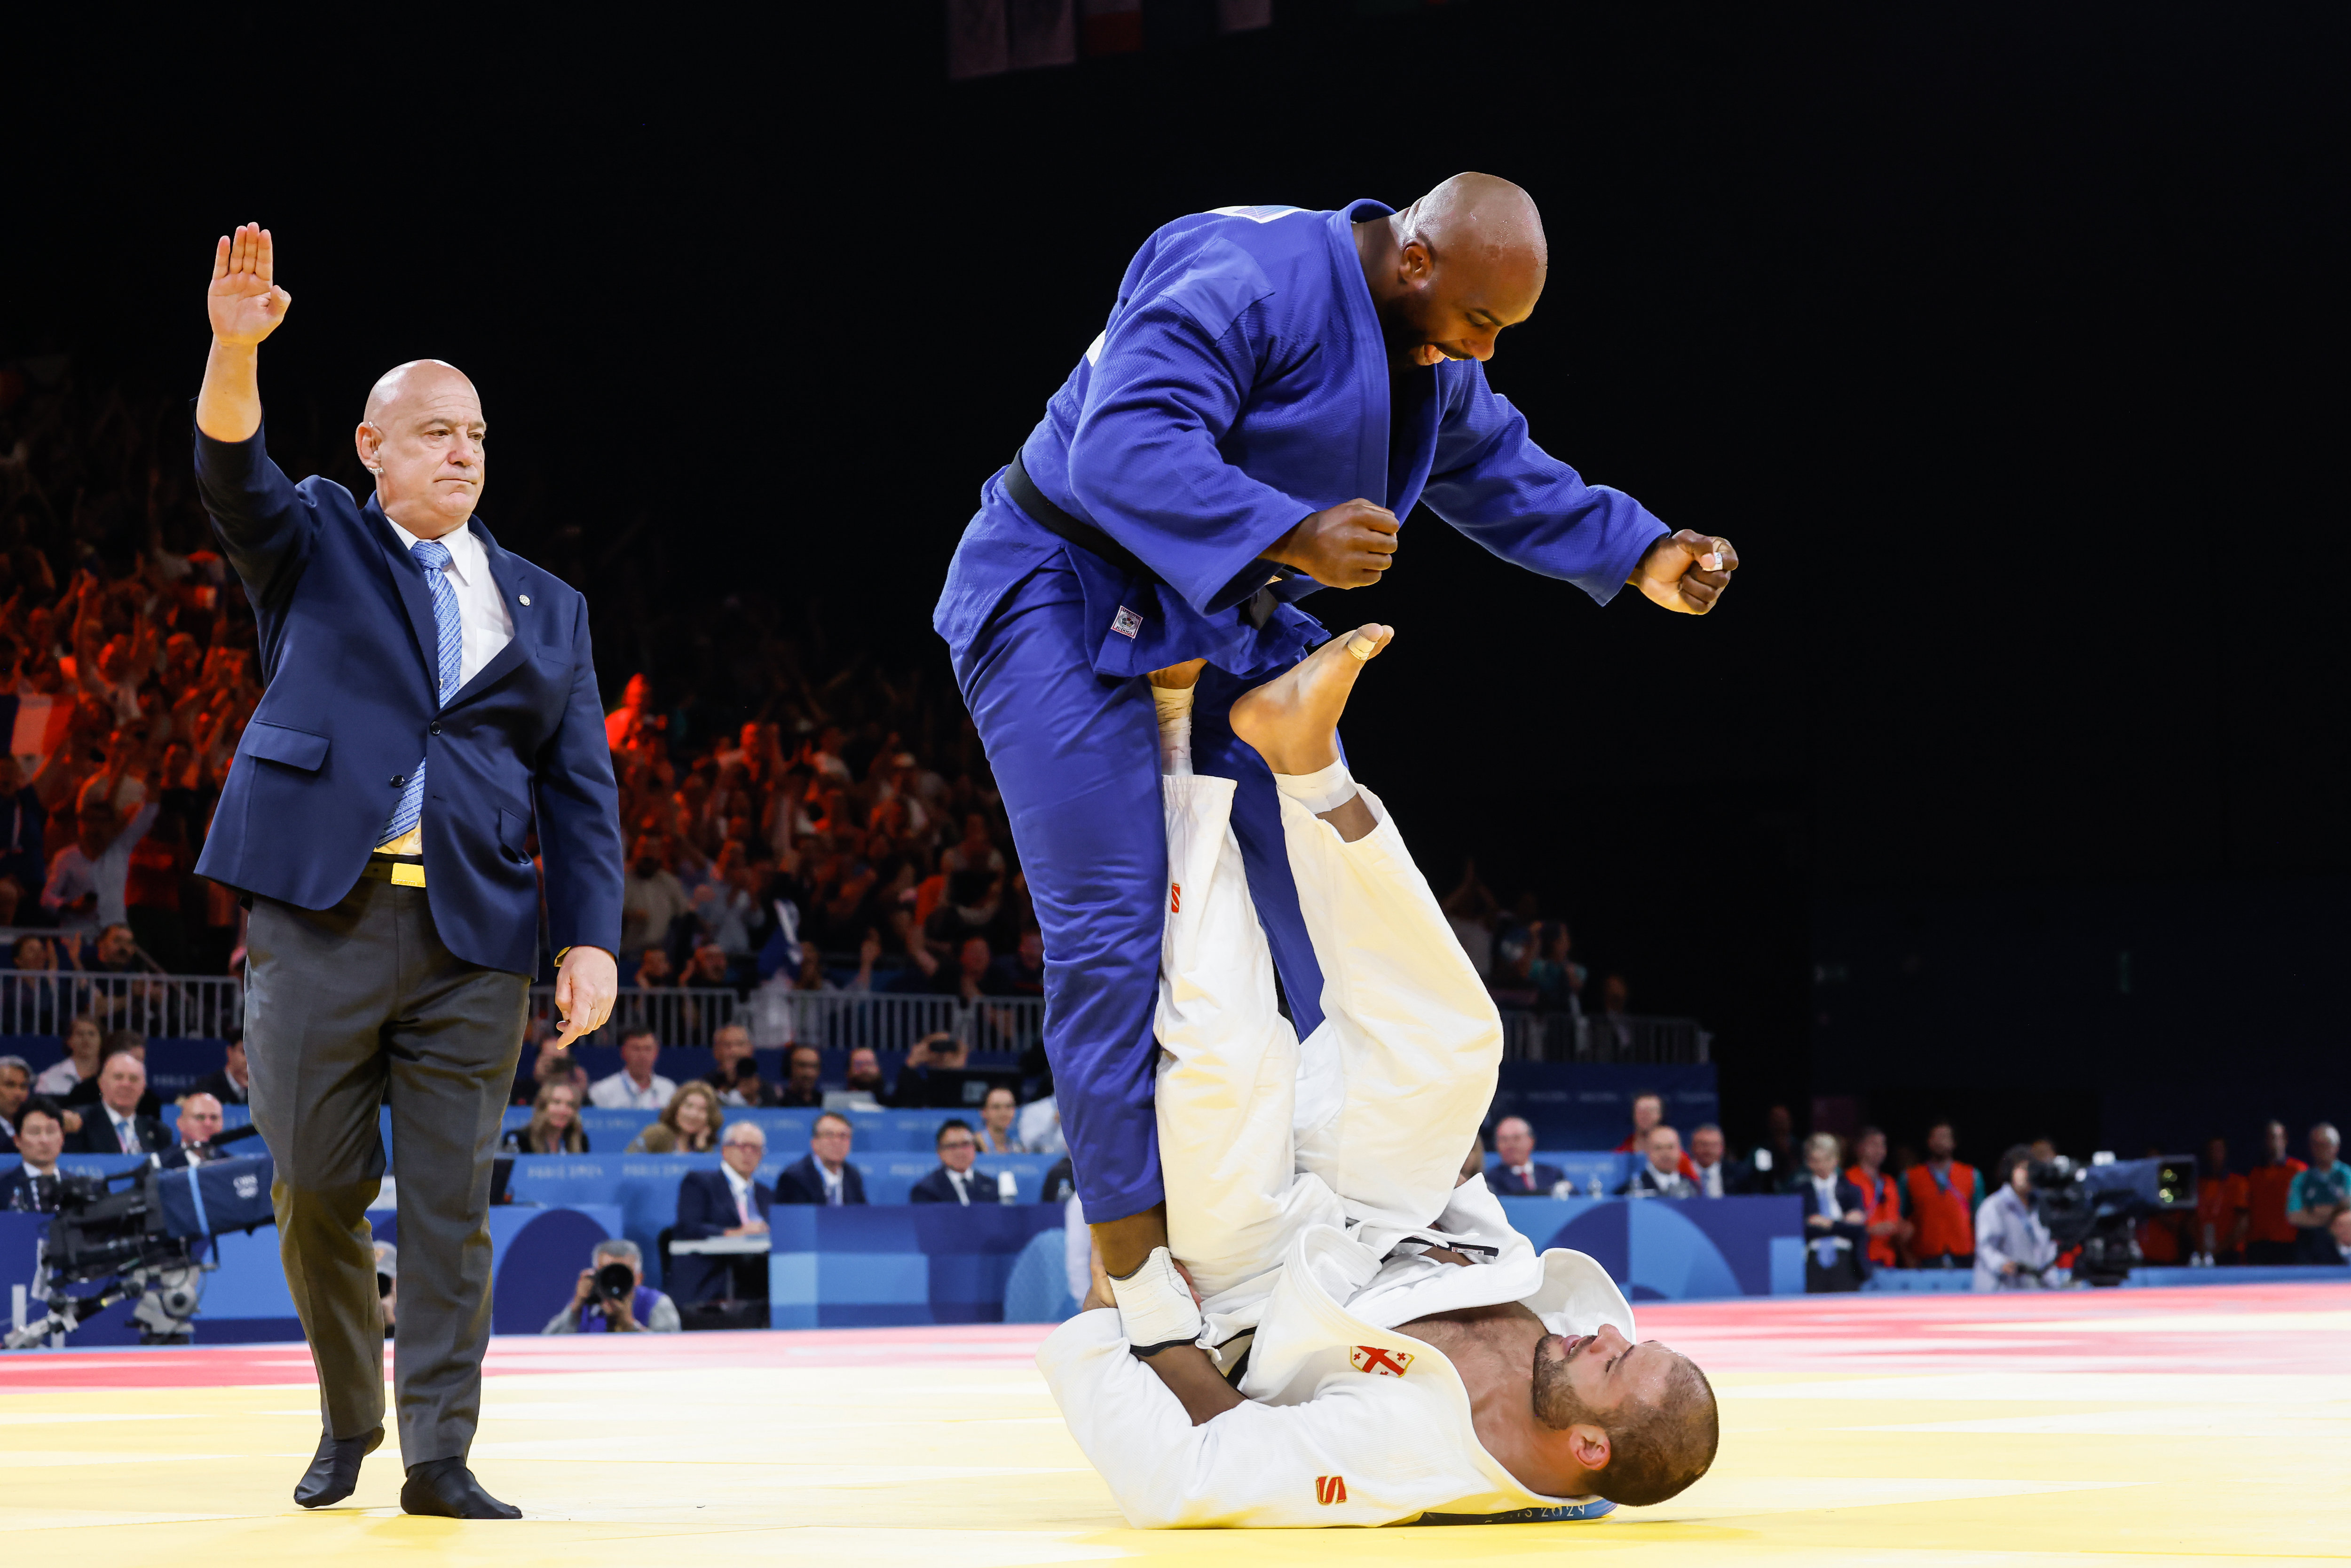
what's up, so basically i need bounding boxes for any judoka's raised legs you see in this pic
[1228,624,1504,1236]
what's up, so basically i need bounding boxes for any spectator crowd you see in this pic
[1480,1094,2351,1291]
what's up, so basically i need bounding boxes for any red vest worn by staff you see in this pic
[1846,1165,1902,1268]
[1906,1160,1978,1259]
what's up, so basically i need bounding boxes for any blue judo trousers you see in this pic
[935,199,1671,1223]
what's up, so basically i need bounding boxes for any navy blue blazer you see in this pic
[910,1165,992,1205]
[1486,1161,1566,1198]
[674,1167,773,1239]
[192,426,623,975]
[774,1153,868,1205]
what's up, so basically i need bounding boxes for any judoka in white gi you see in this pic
[1037,625,1719,1527]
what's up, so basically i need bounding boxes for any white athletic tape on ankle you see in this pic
[1346,634,1379,661]
[1272,760,1356,817]
[1152,686,1195,777]
[1108,1245,1203,1356]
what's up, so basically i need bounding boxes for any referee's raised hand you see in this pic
[208,224,292,347]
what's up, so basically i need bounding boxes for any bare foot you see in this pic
[1146,658,1207,690]
[1228,624,1393,775]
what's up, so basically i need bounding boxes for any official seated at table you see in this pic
[499,1079,590,1154]
[1688,1123,1762,1197]
[158,1091,230,1168]
[1484,1115,1565,1198]
[910,1118,993,1206]
[64,1045,164,1155]
[0,1053,30,1151]
[63,1031,165,1124]
[1,1099,67,1212]
[671,1122,774,1305]
[626,1080,723,1153]
[1620,1125,1700,1198]
[776,1111,867,1205]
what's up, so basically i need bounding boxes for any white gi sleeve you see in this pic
[1037,1310,1467,1528]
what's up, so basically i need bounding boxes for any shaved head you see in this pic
[364,358,478,426]
[1398,172,1548,272]
[354,359,487,538]
[1353,173,1549,369]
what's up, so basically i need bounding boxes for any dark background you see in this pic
[9,2,2341,1166]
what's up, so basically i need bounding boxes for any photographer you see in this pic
[543,1238,679,1334]
[1973,1146,2063,1292]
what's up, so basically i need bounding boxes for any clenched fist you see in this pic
[1628,528,1741,615]
[1265,498,1400,589]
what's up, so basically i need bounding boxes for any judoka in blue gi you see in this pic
[933,173,1739,1334]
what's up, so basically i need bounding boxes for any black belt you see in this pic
[1003,452,1160,583]
[1003,453,1289,629]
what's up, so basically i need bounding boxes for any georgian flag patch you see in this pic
[1112,606,1144,639]
[1350,1345,1413,1378]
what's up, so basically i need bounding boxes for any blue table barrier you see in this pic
[1487,1195,1808,1300]
[766,1203,1066,1329]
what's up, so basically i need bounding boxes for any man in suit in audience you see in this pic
[776,1111,868,1205]
[1619,1126,1699,1198]
[1483,1115,1564,1198]
[63,1032,165,1122]
[1797,1133,1871,1292]
[65,1048,165,1155]
[0,1054,30,1152]
[0,1100,67,1212]
[671,1122,774,1304]
[193,1030,252,1107]
[911,1119,994,1206]
[159,1092,232,1169]
[1686,1123,1759,1198]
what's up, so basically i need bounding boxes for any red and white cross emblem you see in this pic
[1349,1344,1413,1377]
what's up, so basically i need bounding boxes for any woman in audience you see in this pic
[503,1080,590,1154]
[975,1084,1026,1154]
[629,1079,723,1153]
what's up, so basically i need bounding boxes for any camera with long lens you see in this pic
[594,1260,636,1302]
[2025,1154,2196,1287]
[4,1130,276,1349]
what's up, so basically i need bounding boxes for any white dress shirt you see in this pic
[721,1163,759,1226]
[943,1166,979,1205]
[1695,1160,1725,1198]
[817,1159,845,1205]
[385,517,515,691]
[590,1070,678,1111]
[377,518,516,855]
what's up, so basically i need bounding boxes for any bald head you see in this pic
[364,359,478,426]
[1398,172,1548,271]
[1355,173,1548,368]
[354,359,487,539]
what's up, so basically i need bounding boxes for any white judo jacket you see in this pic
[1037,1174,1636,1528]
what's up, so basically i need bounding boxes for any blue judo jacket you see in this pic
[193,427,623,976]
[935,197,1670,679]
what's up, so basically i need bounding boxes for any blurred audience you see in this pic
[2286,1123,2347,1264]
[1844,1126,1910,1269]
[2194,1135,2248,1265]
[1903,1119,1981,1269]
[2,1099,67,1211]
[628,1080,723,1154]
[589,1027,676,1111]
[1799,1133,1870,1292]
[192,1029,248,1106]
[1620,1126,1697,1199]
[63,1040,159,1153]
[502,1080,589,1154]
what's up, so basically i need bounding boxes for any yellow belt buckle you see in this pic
[389,861,427,888]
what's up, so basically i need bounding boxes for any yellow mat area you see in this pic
[4,1320,2347,1567]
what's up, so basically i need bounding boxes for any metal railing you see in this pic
[1497,1011,1709,1065]
[0,961,1700,1072]
[523,985,1049,1057]
[0,970,244,1040]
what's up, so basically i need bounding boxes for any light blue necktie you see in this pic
[379,537,462,845]
[1813,1181,1841,1267]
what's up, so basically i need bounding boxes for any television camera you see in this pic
[4,1125,278,1348]
[2025,1152,2196,1287]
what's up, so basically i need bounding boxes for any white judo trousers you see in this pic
[1038,774,1636,1528]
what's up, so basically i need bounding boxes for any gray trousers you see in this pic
[245,876,528,1465]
